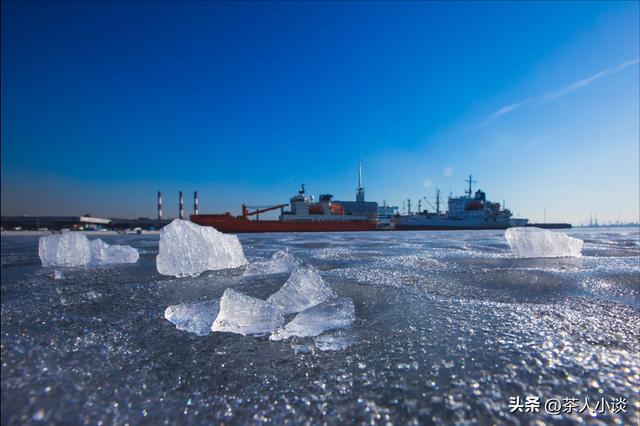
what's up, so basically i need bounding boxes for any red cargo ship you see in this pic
[191,185,378,233]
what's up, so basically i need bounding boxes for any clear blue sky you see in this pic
[2,1,638,224]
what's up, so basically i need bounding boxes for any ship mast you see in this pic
[436,188,440,215]
[356,161,365,202]
[465,175,477,197]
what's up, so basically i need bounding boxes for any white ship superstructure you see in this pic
[394,175,528,230]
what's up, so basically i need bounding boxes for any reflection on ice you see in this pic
[315,330,356,351]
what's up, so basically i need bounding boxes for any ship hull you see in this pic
[393,216,531,230]
[191,214,377,233]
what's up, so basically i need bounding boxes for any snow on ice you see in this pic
[267,266,337,314]
[243,249,302,276]
[164,300,220,336]
[156,219,247,277]
[505,227,583,258]
[211,288,284,336]
[270,298,355,341]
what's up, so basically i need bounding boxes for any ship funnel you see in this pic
[157,191,163,220]
[179,191,184,219]
[193,191,199,215]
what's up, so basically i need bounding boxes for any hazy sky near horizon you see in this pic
[2,1,639,225]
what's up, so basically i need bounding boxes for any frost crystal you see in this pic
[38,231,91,267]
[164,300,220,336]
[243,249,302,276]
[270,298,355,341]
[505,227,583,258]
[156,219,247,277]
[211,288,284,336]
[267,266,337,314]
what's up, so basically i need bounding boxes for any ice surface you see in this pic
[243,249,302,276]
[164,300,220,336]
[38,231,91,267]
[5,228,639,424]
[211,288,284,336]
[267,266,337,314]
[89,239,139,265]
[505,227,583,258]
[270,298,355,341]
[156,219,247,277]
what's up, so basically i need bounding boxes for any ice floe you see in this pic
[211,288,284,336]
[39,231,140,267]
[90,239,139,265]
[270,298,355,341]
[267,266,337,314]
[243,249,302,276]
[505,227,583,258]
[39,231,91,267]
[164,300,220,336]
[156,219,247,277]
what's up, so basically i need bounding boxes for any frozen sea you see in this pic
[1,227,639,425]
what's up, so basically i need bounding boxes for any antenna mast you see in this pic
[465,175,478,197]
[356,161,365,202]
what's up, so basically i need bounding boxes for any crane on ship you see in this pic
[242,204,288,221]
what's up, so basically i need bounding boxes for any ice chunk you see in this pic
[38,231,91,267]
[315,330,356,351]
[505,227,583,258]
[267,266,337,314]
[270,298,355,341]
[243,249,302,276]
[211,288,284,336]
[164,300,220,336]
[90,239,139,264]
[156,219,247,277]
[53,270,64,280]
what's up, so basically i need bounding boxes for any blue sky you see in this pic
[2,1,638,224]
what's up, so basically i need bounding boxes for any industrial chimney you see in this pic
[179,191,184,219]
[157,191,163,220]
[193,191,199,215]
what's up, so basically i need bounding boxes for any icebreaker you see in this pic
[90,239,139,265]
[38,231,92,267]
[505,227,583,258]
[164,300,220,336]
[270,298,355,341]
[243,249,302,277]
[156,219,247,277]
[211,288,284,336]
[267,266,337,314]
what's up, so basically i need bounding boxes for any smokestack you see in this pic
[157,191,163,220]
[179,191,184,219]
[193,191,199,215]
